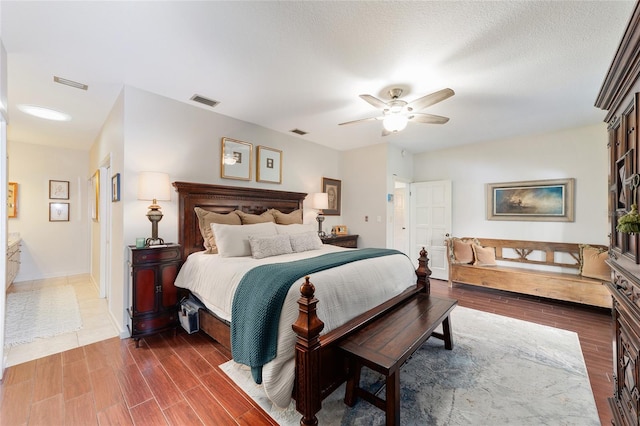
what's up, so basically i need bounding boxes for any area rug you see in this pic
[5,285,82,346]
[220,306,600,425]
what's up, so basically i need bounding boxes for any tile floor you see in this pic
[4,274,120,367]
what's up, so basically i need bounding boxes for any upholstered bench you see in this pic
[339,294,458,426]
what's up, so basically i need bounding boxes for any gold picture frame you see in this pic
[8,182,17,218]
[486,178,575,222]
[256,146,282,184]
[221,137,252,181]
[91,170,100,221]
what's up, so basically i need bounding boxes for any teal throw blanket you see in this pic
[231,248,404,383]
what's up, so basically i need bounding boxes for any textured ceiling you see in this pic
[0,1,636,154]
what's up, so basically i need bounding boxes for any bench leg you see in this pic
[344,358,361,407]
[385,370,400,426]
[442,316,453,350]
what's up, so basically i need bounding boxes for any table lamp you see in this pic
[311,192,329,237]
[138,171,171,246]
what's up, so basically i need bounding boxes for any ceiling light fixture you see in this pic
[17,104,71,121]
[382,114,408,132]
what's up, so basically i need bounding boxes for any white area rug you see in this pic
[221,306,600,425]
[5,285,82,346]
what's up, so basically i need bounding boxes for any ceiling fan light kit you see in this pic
[339,87,454,135]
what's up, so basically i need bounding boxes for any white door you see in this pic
[410,181,452,280]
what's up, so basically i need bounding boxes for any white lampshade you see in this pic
[311,192,329,210]
[383,114,409,132]
[138,172,171,201]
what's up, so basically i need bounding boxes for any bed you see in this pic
[172,181,431,425]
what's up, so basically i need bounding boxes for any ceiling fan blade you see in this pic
[409,113,450,124]
[360,94,388,109]
[407,88,455,111]
[338,116,381,126]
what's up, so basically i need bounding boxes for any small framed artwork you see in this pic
[257,146,282,184]
[49,202,70,222]
[49,180,69,200]
[8,182,17,218]
[486,178,575,222]
[91,170,100,221]
[322,177,342,216]
[112,173,120,202]
[334,225,348,235]
[221,137,252,181]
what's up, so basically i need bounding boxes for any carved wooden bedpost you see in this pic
[416,247,432,294]
[292,276,325,426]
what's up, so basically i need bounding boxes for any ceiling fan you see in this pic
[339,87,455,136]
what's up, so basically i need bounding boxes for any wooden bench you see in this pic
[339,294,458,426]
[447,238,611,308]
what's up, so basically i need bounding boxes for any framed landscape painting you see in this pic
[486,178,575,222]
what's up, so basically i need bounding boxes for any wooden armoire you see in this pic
[595,3,640,425]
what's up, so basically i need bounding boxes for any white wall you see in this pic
[342,143,389,248]
[413,123,609,245]
[8,142,90,281]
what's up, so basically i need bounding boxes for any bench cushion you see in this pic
[472,244,497,266]
[579,244,610,282]
[449,237,479,264]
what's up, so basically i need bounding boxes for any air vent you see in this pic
[290,128,308,135]
[190,94,219,108]
[53,76,88,90]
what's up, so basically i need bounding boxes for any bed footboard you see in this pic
[292,248,431,425]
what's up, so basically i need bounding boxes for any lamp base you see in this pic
[145,237,165,247]
[316,214,326,238]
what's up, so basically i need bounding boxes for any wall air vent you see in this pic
[190,94,219,108]
[53,76,88,90]
[290,128,308,135]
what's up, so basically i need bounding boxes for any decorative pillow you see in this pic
[449,238,477,264]
[248,234,293,259]
[472,245,497,266]
[290,231,323,253]
[580,244,610,282]
[271,209,303,225]
[236,210,276,224]
[211,222,277,257]
[194,207,241,254]
[275,223,316,235]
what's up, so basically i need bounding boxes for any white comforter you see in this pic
[174,245,417,408]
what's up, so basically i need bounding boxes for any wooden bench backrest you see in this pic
[456,238,608,270]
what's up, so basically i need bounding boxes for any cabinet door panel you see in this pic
[161,263,179,309]
[134,268,156,314]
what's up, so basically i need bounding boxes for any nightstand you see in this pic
[321,234,358,248]
[127,244,182,347]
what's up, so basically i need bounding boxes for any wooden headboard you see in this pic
[172,182,307,261]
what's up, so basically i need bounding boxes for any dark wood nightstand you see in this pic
[127,244,182,347]
[321,234,358,248]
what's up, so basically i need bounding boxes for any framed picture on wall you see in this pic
[112,173,120,202]
[91,170,100,221]
[322,177,341,216]
[221,137,253,180]
[49,202,69,222]
[486,178,575,222]
[49,180,69,200]
[256,146,282,184]
[8,182,17,218]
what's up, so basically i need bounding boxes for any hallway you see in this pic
[5,274,119,367]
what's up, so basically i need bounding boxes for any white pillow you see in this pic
[275,223,316,235]
[248,234,293,259]
[211,222,277,257]
[290,231,323,253]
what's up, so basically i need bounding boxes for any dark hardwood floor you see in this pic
[0,279,613,425]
